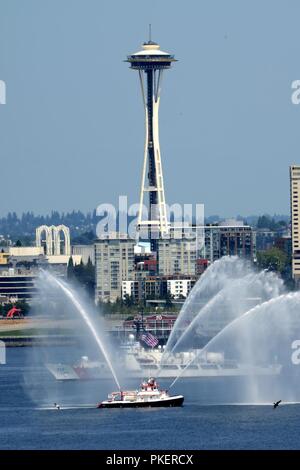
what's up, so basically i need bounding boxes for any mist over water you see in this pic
[165,257,253,354]
[41,271,121,390]
[169,289,300,403]
[203,291,300,368]
[169,269,284,354]
[23,271,125,407]
[21,257,300,406]
[156,256,300,403]
[164,256,284,356]
[198,291,300,402]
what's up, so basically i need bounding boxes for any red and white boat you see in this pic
[97,378,184,409]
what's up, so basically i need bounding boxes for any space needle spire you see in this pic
[126,36,177,252]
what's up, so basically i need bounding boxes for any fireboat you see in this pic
[97,378,184,409]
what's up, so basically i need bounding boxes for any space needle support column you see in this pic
[138,70,149,232]
[146,68,159,247]
[152,69,168,237]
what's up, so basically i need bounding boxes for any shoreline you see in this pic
[0,335,81,347]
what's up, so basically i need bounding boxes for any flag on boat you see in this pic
[141,332,159,348]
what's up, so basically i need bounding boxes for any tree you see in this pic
[164,291,173,309]
[15,300,30,316]
[123,294,134,308]
[15,240,22,247]
[72,258,95,297]
[256,247,287,274]
[67,257,75,279]
[72,231,95,245]
[1,300,30,317]
[256,215,288,232]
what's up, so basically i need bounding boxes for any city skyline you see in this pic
[1,0,300,217]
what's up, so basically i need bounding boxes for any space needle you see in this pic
[126,31,177,252]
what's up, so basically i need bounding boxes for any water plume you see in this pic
[170,291,300,403]
[165,257,252,355]
[40,270,121,391]
[169,269,284,354]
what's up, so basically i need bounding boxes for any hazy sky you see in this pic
[0,0,299,217]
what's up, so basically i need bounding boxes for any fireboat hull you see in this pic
[97,395,184,409]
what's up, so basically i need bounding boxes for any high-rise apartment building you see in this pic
[204,223,255,263]
[158,238,198,276]
[290,165,300,285]
[95,233,135,303]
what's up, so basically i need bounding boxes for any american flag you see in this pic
[141,332,159,348]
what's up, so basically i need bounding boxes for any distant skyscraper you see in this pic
[290,165,300,285]
[126,36,176,252]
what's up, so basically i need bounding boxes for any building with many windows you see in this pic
[290,165,300,285]
[0,269,37,301]
[204,226,221,263]
[166,278,195,299]
[95,233,135,303]
[158,238,198,276]
[203,222,256,263]
[122,275,196,302]
[219,224,255,259]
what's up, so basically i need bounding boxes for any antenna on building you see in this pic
[149,24,152,42]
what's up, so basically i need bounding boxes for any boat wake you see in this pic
[36,404,97,410]
[211,401,300,406]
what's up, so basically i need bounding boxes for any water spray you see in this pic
[169,291,300,391]
[41,270,121,391]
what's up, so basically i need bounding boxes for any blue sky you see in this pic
[0,0,299,217]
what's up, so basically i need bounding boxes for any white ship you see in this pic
[46,347,282,380]
[46,356,110,380]
[126,348,282,378]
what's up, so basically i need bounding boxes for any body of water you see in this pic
[0,347,300,450]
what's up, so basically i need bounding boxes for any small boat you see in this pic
[97,377,184,409]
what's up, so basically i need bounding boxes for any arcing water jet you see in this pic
[41,271,121,390]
